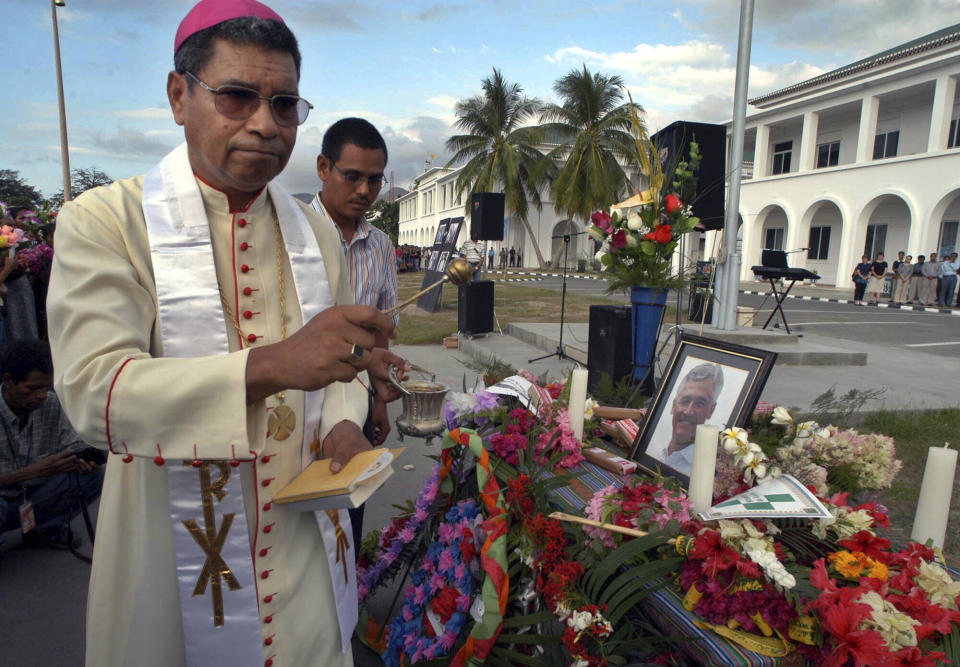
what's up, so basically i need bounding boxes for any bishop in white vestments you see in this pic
[46,2,401,666]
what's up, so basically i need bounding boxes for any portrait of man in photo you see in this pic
[645,362,725,476]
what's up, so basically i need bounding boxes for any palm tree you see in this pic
[539,66,643,266]
[445,68,549,268]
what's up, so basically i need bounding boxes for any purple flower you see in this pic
[429,573,446,593]
[474,390,500,412]
[440,631,458,650]
[413,585,426,605]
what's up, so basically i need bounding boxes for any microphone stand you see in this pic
[530,231,587,364]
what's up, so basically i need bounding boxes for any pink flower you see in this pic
[437,549,455,573]
[429,573,446,593]
[591,210,612,233]
[413,585,426,605]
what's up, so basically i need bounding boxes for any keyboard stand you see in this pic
[759,277,799,334]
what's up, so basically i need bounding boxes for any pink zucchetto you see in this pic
[175,0,285,53]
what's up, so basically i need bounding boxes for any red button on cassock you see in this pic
[262,479,271,487]
[238,218,247,227]
[264,637,273,646]
[259,548,268,557]
[241,264,250,273]
[240,242,249,251]
[265,659,273,667]
[247,333,258,343]
[243,287,253,296]
[261,455,271,463]
[264,615,273,624]
[263,524,272,534]
[261,570,270,580]
[264,594,273,603]
[262,502,271,511]
[243,310,253,319]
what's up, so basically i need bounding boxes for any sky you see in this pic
[3,0,960,200]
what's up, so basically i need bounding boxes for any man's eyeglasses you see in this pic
[330,161,387,189]
[185,71,313,127]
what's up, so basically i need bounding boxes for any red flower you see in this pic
[459,531,478,564]
[610,229,627,250]
[887,646,947,667]
[591,210,612,233]
[664,194,682,214]
[643,224,672,244]
[821,603,886,667]
[838,531,892,563]
[689,530,739,578]
[429,586,461,625]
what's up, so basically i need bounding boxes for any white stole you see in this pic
[142,143,356,661]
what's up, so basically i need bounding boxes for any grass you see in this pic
[854,408,960,562]
[395,271,684,345]
[395,271,628,345]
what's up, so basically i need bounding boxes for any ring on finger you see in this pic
[347,343,364,365]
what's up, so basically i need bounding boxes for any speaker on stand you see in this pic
[470,192,505,241]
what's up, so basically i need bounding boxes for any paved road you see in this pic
[499,274,960,360]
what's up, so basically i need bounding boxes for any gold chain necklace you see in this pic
[219,210,296,441]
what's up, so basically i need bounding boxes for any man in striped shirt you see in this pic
[311,118,398,448]
[312,118,399,554]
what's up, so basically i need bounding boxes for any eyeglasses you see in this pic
[185,71,313,127]
[330,161,387,188]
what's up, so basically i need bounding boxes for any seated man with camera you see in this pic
[0,339,104,548]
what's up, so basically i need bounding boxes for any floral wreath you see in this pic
[383,499,481,665]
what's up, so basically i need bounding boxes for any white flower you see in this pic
[584,398,598,420]
[446,392,477,417]
[915,561,960,610]
[770,406,793,425]
[626,210,643,231]
[721,427,749,451]
[625,233,638,247]
[748,549,796,589]
[586,226,605,242]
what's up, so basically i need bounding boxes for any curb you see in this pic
[738,289,960,316]
[501,271,604,281]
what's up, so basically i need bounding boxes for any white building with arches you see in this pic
[720,23,960,288]
[396,167,593,269]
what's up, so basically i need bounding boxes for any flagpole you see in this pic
[718,0,754,329]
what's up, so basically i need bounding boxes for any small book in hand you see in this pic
[273,447,405,511]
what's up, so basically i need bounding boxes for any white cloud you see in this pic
[547,40,827,126]
[431,47,442,54]
[111,107,173,121]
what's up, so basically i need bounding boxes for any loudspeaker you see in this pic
[470,192,505,240]
[587,305,633,394]
[650,121,726,230]
[458,280,494,335]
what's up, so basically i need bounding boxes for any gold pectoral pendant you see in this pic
[268,393,296,441]
[182,461,241,627]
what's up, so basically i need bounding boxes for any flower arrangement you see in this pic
[587,104,704,292]
[712,408,903,499]
[16,242,53,275]
[583,479,692,550]
[0,224,25,249]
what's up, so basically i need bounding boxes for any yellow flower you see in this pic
[829,550,864,578]
[868,561,889,581]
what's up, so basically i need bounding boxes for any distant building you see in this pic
[720,23,960,286]
[396,166,598,268]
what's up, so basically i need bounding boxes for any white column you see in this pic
[834,202,856,289]
[856,96,880,163]
[798,111,819,172]
[753,124,770,178]
[928,74,957,152]
[907,202,925,257]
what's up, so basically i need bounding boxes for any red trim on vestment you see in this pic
[105,358,134,454]
[193,172,266,213]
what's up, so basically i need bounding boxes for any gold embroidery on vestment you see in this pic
[182,461,241,626]
[326,509,350,584]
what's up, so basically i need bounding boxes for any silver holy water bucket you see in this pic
[390,366,449,438]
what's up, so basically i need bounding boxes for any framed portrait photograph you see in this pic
[434,220,450,247]
[445,218,462,246]
[438,251,450,270]
[630,334,777,485]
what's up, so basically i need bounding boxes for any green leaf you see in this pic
[640,240,656,255]
[501,610,557,628]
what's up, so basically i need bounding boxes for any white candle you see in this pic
[911,443,958,548]
[688,424,720,513]
[567,368,588,441]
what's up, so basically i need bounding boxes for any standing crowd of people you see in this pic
[852,249,960,307]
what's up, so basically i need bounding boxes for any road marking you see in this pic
[788,320,935,326]
[903,341,960,348]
